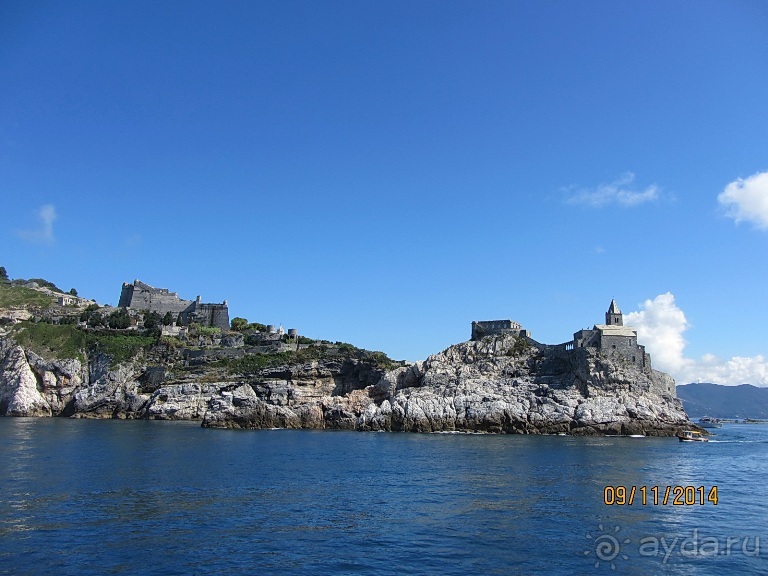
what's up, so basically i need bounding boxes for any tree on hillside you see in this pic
[231,317,249,331]
[68,288,78,296]
[143,311,162,331]
[162,311,174,326]
[108,309,130,329]
[0,267,8,282]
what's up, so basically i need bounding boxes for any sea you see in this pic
[1,419,766,576]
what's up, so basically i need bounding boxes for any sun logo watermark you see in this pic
[584,524,630,570]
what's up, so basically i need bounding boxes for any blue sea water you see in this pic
[0,419,766,575]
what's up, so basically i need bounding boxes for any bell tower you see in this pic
[606,299,623,326]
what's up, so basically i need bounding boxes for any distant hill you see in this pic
[677,383,768,419]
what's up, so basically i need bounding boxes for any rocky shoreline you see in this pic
[0,333,691,435]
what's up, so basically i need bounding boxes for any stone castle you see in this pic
[118,280,230,331]
[471,299,674,396]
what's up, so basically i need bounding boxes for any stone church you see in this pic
[572,299,649,368]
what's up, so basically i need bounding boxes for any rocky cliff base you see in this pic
[0,334,690,435]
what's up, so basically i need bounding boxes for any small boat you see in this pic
[698,417,723,428]
[678,430,708,442]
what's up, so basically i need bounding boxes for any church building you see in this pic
[572,299,649,368]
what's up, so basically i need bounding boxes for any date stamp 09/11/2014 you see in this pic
[603,485,719,506]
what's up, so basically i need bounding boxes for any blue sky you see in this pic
[2,1,768,384]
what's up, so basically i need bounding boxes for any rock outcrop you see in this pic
[0,340,52,416]
[0,333,690,435]
[201,335,689,435]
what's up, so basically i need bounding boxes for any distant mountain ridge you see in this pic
[677,383,768,419]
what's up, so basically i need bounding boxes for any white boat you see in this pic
[698,417,723,428]
[678,430,708,442]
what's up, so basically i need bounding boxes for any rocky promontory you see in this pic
[200,335,687,435]
[0,332,689,435]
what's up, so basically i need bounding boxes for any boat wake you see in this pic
[707,439,768,443]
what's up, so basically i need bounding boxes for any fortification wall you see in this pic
[118,284,134,308]
[652,369,676,396]
[119,282,192,314]
[133,292,192,314]
[190,304,230,331]
[119,281,229,330]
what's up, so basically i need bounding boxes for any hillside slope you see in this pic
[677,383,768,419]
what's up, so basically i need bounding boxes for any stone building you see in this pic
[571,299,650,369]
[471,320,530,341]
[118,280,230,331]
[470,299,674,397]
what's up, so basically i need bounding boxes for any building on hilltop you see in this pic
[471,301,641,364]
[470,299,674,397]
[471,319,530,341]
[118,279,230,331]
[571,299,649,369]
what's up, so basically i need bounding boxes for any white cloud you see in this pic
[626,293,768,386]
[17,204,57,244]
[717,171,768,229]
[625,293,692,376]
[565,172,660,208]
[689,354,768,386]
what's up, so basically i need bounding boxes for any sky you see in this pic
[2,1,768,385]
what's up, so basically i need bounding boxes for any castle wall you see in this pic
[119,281,229,330]
[118,284,134,308]
[132,292,192,314]
[652,369,676,396]
[189,304,230,331]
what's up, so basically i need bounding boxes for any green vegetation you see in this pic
[195,325,221,336]
[0,267,8,282]
[0,283,56,308]
[230,317,249,331]
[220,342,399,375]
[224,351,300,374]
[11,323,87,360]
[142,311,162,331]
[159,336,183,350]
[11,322,155,365]
[89,332,155,365]
[80,305,104,327]
[108,309,131,329]
[12,277,64,292]
[334,341,357,353]
[368,351,398,370]
[162,311,174,326]
[507,337,532,357]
